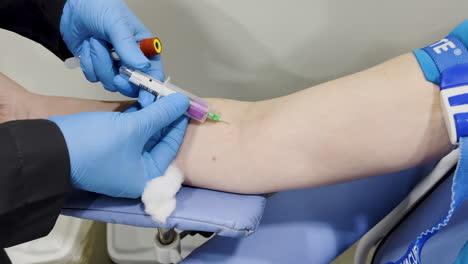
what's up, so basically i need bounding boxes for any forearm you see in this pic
[29,94,133,118]
[0,73,132,123]
[177,53,452,194]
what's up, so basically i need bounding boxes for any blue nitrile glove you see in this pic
[414,20,468,84]
[48,94,189,198]
[60,0,158,106]
[122,101,190,153]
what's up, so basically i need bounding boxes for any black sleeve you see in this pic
[0,249,11,264]
[0,120,71,249]
[0,0,73,60]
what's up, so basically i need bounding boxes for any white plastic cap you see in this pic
[64,57,81,69]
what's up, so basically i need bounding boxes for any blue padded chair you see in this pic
[62,159,440,263]
[62,186,267,263]
[355,150,468,264]
[181,162,437,264]
[62,187,267,238]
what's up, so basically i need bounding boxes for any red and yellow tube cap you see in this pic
[140,37,162,57]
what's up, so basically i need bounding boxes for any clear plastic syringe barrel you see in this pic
[119,67,210,122]
[163,81,210,122]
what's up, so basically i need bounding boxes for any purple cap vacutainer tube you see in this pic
[119,68,213,122]
[187,99,209,122]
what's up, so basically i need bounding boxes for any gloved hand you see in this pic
[60,0,158,106]
[48,94,189,198]
[122,101,165,152]
[414,20,468,84]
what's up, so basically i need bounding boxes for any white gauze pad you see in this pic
[141,165,184,224]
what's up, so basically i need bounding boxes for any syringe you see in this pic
[119,66,223,123]
[64,37,162,69]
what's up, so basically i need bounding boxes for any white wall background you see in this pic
[1,0,468,101]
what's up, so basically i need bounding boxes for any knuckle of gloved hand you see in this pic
[155,104,175,124]
[164,135,182,153]
[83,72,98,83]
[114,112,134,134]
[148,70,164,82]
[167,93,190,111]
[103,84,117,92]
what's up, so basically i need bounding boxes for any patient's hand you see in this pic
[0,73,133,123]
[0,73,36,123]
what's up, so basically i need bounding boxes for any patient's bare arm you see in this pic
[0,73,133,123]
[177,53,452,194]
[1,53,453,195]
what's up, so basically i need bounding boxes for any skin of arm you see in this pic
[1,53,453,195]
[0,73,133,123]
[177,53,453,194]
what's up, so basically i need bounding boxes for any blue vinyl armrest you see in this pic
[62,186,267,237]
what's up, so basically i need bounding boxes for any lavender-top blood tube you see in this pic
[187,99,209,121]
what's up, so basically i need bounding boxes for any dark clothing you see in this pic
[0,249,11,264]
[0,121,71,261]
[0,1,73,262]
[0,0,72,60]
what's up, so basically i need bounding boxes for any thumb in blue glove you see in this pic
[60,0,163,101]
[48,94,190,198]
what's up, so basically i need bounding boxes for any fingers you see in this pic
[113,74,140,97]
[138,88,156,107]
[107,20,150,71]
[122,102,141,113]
[127,10,153,41]
[127,93,190,140]
[79,15,165,99]
[143,130,163,152]
[89,38,117,92]
[147,116,189,177]
[114,56,165,100]
[145,56,165,81]
[137,58,164,107]
[79,40,98,82]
